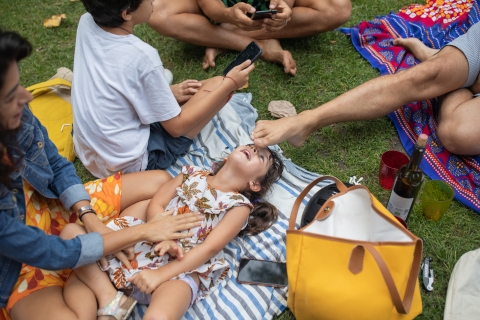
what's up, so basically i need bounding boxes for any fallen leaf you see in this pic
[43,14,66,28]
[330,40,337,44]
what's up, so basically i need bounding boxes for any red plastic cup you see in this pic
[378,150,409,190]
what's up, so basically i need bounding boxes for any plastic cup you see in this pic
[378,150,410,190]
[422,180,454,221]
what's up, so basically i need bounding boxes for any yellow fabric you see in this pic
[287,181,422,320]
[26,78,75,162]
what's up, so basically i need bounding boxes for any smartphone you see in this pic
[222,41,262,76]
[246,9,278,20]
[236,258,288,287]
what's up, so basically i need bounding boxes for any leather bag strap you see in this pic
[289,175,346,230]
[350,239,423,314]
[26,78,72,97]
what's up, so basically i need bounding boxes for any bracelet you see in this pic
[223,76,239,91]
[79,210,96,222]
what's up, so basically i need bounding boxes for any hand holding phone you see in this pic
[246,9,278,20]
[236,258,287,287]
[223,41,262,76]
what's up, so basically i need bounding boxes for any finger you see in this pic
[269,0,279,9]
[115,251,133,270]
[159,209,175,217]
[236,2,255,13]
[123,246,135,260]
[170,231,195,239]
[176,212,204,222]
[99,257,108,269]
[128,273,137,283]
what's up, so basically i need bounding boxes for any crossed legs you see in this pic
[148,0,351,75]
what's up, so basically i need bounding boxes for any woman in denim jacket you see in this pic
[0,30,203,320]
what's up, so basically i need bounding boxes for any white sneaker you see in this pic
[164,68,173,85]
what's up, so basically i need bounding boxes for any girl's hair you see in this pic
[0,30,31,185]
[81,0,145,27]
[213,147,284,236]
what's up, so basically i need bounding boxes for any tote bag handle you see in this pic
[289,175,346,230]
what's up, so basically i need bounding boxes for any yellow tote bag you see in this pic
[26,77,75,162]
[287,176,423,320]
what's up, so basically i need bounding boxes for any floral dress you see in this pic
[103,165,252,302]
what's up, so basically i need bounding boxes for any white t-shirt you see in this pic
[72,13,180,178]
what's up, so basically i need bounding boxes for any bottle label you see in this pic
[387,190,414,221]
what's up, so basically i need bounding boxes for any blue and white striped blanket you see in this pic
[130,93,328,319]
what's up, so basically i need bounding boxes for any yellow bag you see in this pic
[287,176,423,320]
[27,77,75,162]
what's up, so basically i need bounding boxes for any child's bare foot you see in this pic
[202,48,225,70]
[393,38,439,62]
[257,39,297,75]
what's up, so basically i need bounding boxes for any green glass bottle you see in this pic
[386,134,428,222]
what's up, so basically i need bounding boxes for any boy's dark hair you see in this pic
[0,30,31,186]
[213,147,284,236]
[81,0,145,27]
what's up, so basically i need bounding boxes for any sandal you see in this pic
[97,291,137,320]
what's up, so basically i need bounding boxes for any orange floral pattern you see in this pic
[400,0,473,24]
[1,174,122,320]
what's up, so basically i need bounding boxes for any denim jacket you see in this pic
[0,107,103,307]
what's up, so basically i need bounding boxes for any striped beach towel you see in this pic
[129,93,328,319]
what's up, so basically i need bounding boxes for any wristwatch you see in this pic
[77,204,96,222]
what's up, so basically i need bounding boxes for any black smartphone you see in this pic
[222,41,262,76]
[246,9,278,20]
[236,258,288,287]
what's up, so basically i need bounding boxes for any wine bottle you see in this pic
[386,134,428,222]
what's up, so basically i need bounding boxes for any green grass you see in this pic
[2,0,480,319]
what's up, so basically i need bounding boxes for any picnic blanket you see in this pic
[128,93,328,319]
[340,0,480,214]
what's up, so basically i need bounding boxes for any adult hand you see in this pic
[129,269,164,294]
[170,80,202,104]
[229,3,263,31]
[143,209,203,242]
[262,0,292,32]
[225,59,255,90]
[82,214,134,270]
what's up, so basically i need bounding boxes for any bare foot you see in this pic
[257,39,297,75]
[202,48,225,70]
[393,38,439,62]
[251,111,315,148]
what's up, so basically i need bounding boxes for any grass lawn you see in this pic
[2,0,480,319]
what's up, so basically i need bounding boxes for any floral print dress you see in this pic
[103,165,252,302]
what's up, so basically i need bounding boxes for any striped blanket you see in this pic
[340,0,480,213]
[129,93,328,319]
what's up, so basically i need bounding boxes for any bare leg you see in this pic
[120,170,172,210]
[143,274,200,320]
[393,38,439,62]
[437,89,480,155]
[251,46,469,148]
[148,0,298,74]
[60,224,130,320]
[10,279,96,320]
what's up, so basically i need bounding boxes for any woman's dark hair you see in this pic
[81,0,145,27]
[0,30,31,185]
[213,146,284,236]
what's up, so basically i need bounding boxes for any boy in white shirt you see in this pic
[73,0,254,178]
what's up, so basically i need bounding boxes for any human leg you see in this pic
[148,0,297,74]
[120,170,172,210]
[251,46,469,148]
[143,274,200,320]
[436,89,480,155]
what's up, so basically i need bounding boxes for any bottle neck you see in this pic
[407,144,426,171]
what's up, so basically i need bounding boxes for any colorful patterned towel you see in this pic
[341,0,480,213]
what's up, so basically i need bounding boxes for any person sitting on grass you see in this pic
[73,0,255,178]
[147,0,352,75]
[0,29,203,320]
[60,144,284,319]
[251,22,480,156]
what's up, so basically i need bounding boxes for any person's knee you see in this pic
[60,223,86,240]
[437,119,471,154]
[328,0,352,27]
[149,170,174,188]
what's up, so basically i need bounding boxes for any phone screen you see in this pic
[222,41,262,76]
[236,259,288,287]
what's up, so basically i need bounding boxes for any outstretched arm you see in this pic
[252,46,469,148]
[129,206,250,293]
